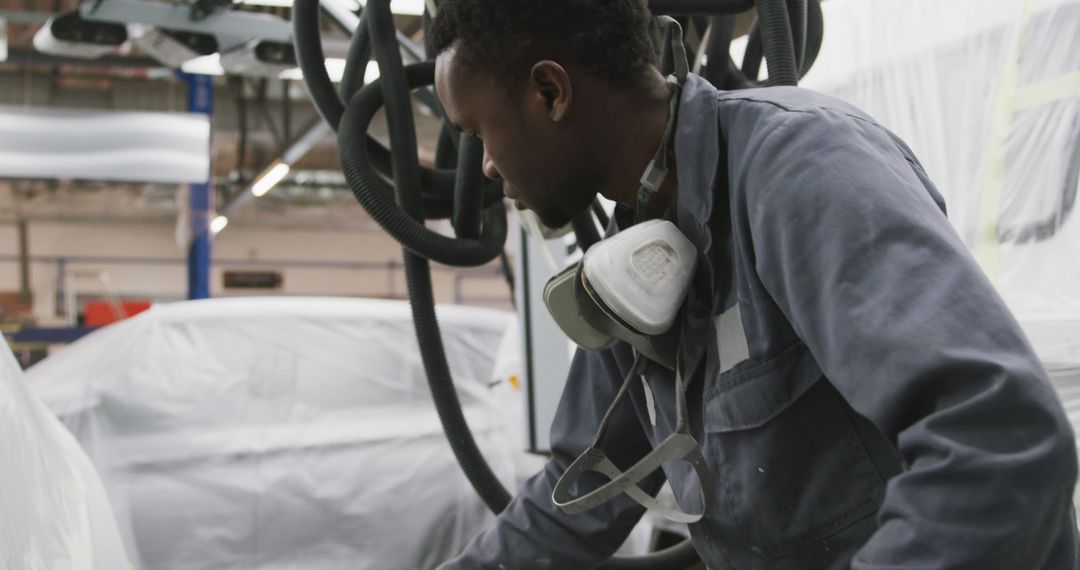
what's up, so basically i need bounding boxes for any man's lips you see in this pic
[498,183,527,210]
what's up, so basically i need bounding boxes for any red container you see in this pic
[84,300,152,326]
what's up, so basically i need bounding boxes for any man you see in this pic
[430,1,1080,568]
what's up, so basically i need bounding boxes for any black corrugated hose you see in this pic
[740,0,822,84]
[338,63,506,266]
[452,134,486,239]
[292,0,497,220]
[295,0,817,568]
[339,7,371,103]
[650,0,754,14]
[755,0,798,85]
[359,0,514,513]
[787,0,806,73]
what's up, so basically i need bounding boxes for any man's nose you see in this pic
[482,148,501,180]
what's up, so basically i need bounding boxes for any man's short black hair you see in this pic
[429,0,657,90]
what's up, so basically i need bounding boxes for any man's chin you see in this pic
[536,209,573,231]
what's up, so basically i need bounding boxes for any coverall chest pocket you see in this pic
[701,342,884,560]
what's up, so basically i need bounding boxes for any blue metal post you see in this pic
[182,73,215,299]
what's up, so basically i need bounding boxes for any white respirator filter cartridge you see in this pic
[582,219,697,336]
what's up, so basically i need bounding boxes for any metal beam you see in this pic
[320,0,444,117]
[80,0,293,52]
[321,0,426,61]
[0,9,52,24]
[1,48,166,71]
[220,118,332,216]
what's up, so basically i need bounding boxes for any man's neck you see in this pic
[593,69,680,219]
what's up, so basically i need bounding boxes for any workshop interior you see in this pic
[0,0,1078,568]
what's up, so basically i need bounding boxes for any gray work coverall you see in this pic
[440,74,1080,569]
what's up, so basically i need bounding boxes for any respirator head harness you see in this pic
[543,17,713,525]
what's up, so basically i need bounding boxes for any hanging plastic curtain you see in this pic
[797,0,1080,505]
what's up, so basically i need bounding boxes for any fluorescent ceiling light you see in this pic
[234,0,424,14]
[279,58,345,81]
[251,162,291,197]
[210,215,229,234]
[180,53,225,76]
[279,59,379,84]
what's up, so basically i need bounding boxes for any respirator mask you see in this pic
[540,17,714,524]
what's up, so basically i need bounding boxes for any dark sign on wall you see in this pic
[223,270,283,290]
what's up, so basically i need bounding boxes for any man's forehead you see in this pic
[435,49,468,99]
[435,48,486,122]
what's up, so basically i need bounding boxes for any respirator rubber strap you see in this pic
[552,437,712,524]
[589,351,649,446]
[635,16,688,224]
[552,349,713,524]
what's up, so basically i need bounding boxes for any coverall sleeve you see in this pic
[438,346,661,569]
[739,109,1078,568]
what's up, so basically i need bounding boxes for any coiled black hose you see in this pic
[293,0,341,125]
[338,64,506,266]
[740,0,821,84]
[741,24,764,81]
[364,0,513,514]
[435,120,461,169]
[755,0,798,86]
[787,0,806,73]
[293,0,497,220]
[339,7,372,103]
[453,134,486,239]
[649,0,754,14]
[803,0,824,75]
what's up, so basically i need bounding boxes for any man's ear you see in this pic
[528,60,572,122]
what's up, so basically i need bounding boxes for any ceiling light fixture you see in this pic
[210,215,229,234]
[180,53,225,76]
[278,59,379,84]
[250,161,291,197]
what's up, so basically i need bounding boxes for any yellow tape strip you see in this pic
[975,0,1035,279]
[1014,71,1080,110]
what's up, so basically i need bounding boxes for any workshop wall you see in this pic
[0,220,512,325]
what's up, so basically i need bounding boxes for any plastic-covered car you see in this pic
[26,297,521,570]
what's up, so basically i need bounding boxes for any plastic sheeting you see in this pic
[26,297,522,570]
[800,0,1080,316]
[0,105,211,184]
[0,336,129,570]
[797,0,1080,505]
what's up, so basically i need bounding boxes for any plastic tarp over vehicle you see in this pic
[0,337,129,570]
[26,297,519,570]
[796,0,1080,504]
